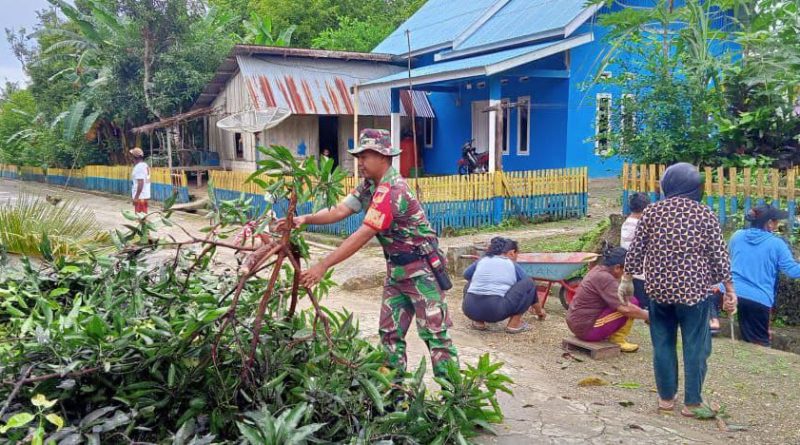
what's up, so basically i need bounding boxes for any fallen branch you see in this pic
[1,367,101,388]
[0,365,33,419]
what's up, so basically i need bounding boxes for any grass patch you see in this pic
[0,193,110,257]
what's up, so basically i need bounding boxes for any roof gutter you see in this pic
[360,33,594,92]
[435,28,565,62]
[485,33,593,75]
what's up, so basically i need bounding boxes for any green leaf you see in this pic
[85,315,108,340]
[45,413,65,430]
[61,265,81,274]
[236,423,263,445]
[358,376,385,414]
[31,393,58,408]
[0,412,35,433]
[49,288,70,297]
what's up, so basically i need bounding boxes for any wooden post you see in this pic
[495,101,504,172]
[166,127,173,173]
[648,164,656,194]
[771,169,780,203]
[788,168,797,232]
[744,168,752,196]
[638,164,646,192]
[622,163,629,190]
[353,84,359,182]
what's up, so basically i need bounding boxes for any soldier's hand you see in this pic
[275,215,307,232]
[300,263,327,288]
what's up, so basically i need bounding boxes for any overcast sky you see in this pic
[0,0,55,85]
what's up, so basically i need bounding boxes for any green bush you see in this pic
[0,147,511,444]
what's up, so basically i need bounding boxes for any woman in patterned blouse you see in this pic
[621,163,737,417]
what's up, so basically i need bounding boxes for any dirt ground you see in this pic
[3,178,800,444]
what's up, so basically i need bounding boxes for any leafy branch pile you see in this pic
[0,146,511,444]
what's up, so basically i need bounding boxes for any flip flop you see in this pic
[470,322,488,331]
[681,402,720,418]
[658,396,678,412]
[505,322,531,334]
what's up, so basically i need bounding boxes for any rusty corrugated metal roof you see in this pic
[238,56,434,118]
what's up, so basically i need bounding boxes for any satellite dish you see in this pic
[216,108,291,133]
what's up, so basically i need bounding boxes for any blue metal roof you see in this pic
[457,0,589,50]
[372,0,499,55]
[362,34,593,89]
[372,0,596,57]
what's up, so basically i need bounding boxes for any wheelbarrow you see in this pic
[515,252,599,309]
[461,252,598,309]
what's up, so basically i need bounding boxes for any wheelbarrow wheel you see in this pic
[558,277,583,310]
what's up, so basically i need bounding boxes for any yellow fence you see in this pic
[622,163,800,200]
[210,168,588,204]
[622,163,800,229]
[0,163,189,202]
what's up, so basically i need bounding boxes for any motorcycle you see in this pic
[457,139,489,175]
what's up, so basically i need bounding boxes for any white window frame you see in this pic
[595,93,612,156]
[502,98,511,155]
[620,93,635,148]
[423,117,434,148]
[516,96,531,156]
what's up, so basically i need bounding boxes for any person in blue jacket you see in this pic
[729,205,800,346]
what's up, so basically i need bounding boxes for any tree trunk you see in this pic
[142,30,162,120]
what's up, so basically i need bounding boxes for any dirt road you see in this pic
[4,178,798,444]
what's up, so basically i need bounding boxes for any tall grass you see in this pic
[0,194,110,257]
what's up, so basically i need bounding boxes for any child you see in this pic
[620,192,651,309]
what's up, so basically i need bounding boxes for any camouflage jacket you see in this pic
[343,167,438,280]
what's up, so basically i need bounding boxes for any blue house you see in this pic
[359,0,732,178]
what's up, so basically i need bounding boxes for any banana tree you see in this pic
[242,13,296,46]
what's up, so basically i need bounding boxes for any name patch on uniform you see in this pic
[364,183,393,231]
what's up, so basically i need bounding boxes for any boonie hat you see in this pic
[348,129,401,157]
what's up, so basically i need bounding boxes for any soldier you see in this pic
[285,128,459,378]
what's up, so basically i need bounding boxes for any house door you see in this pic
[318,116,339,167]
[471,101,490,153]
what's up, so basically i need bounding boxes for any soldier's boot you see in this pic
[608,318,639,353]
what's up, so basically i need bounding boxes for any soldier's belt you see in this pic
[388,253,422,266]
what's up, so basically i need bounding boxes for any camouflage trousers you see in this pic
[379,272,459,378]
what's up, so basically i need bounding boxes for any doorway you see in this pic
[471,101,490,154]
[318,116,339,168]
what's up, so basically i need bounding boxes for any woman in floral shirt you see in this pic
[622,163,737,416]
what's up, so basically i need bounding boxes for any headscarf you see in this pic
[660,162,702,202]
[602,246,628,267]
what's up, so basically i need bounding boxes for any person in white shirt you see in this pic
[620,192,651,309]
[130,147,151,213]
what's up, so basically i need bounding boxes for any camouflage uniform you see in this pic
[344,132,458,377]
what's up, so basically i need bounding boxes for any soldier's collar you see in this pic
[378,166,398,184]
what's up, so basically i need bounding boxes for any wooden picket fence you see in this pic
[622,163,800,230]
[210,168,589,236]
[0,163,190,203]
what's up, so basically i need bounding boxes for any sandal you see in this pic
[470,322,488,331]
[681,402,720,418]
[505,322,531,334]
[658,396,678,412]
